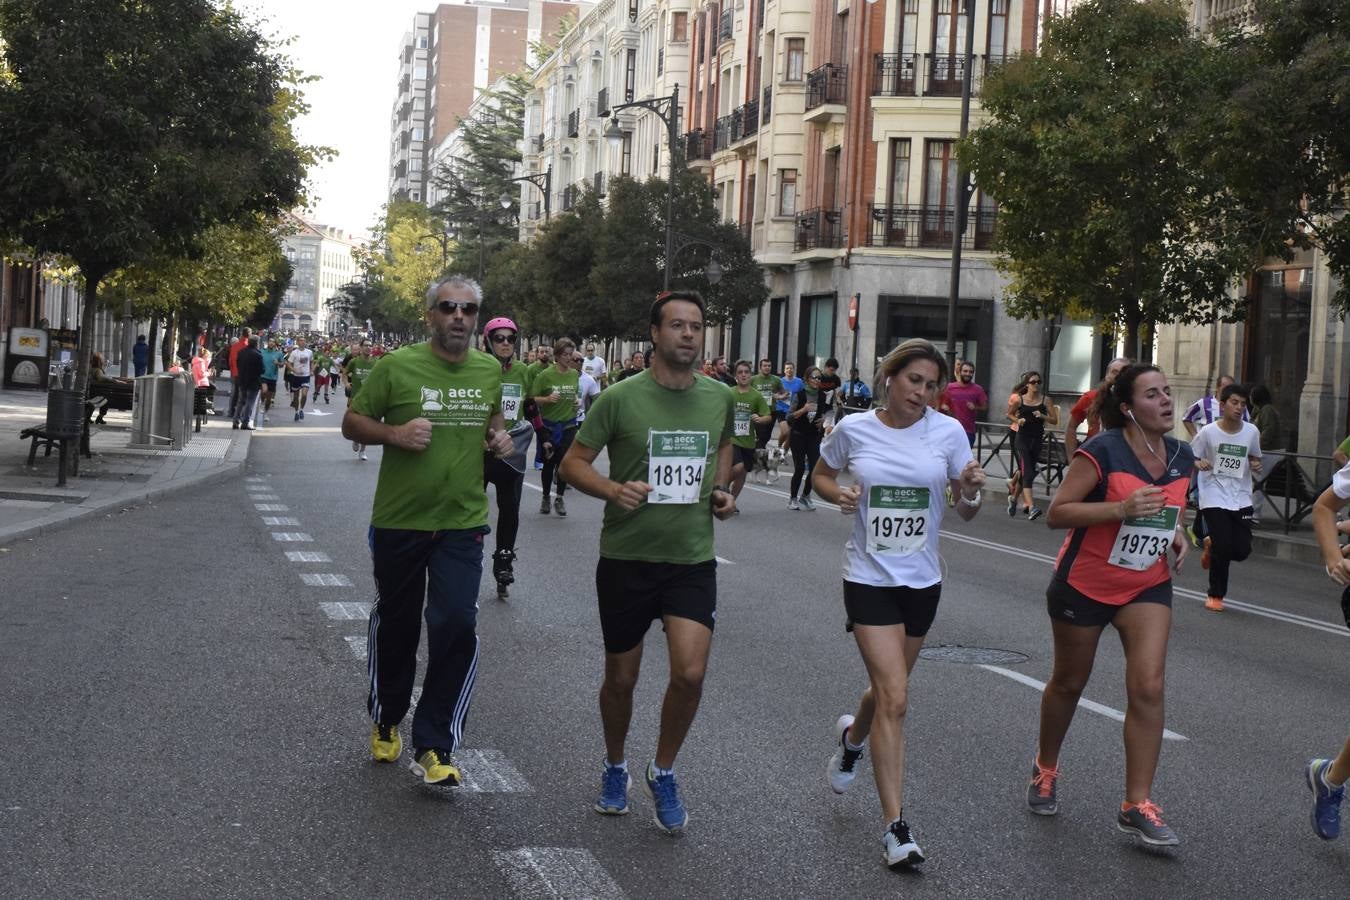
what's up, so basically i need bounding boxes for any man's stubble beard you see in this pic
[432,321,471,356]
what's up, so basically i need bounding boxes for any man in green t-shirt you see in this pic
[560,290,735,833]
[342,275,512,790]
[730,359,773,501]
[341,340,377,459]
[749,357,786,473]
[531,337,581,516]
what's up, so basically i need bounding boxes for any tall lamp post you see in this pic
[603,84,681,289]
[668,230,724,285]
[500,165,553,221]
[943,0,978,374]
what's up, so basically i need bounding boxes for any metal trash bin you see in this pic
[171,372,193,448]
[131,374,177,447]
[45,388,84,439]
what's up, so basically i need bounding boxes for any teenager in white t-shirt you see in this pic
[285,337,315,420]
[574,354,600,423]
[1190,383,1263,611]
[580,343,608,386]
[811,338,986,870]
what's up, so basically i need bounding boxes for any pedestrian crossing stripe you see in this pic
[262,517,301,526]
[285,551,330,562]
[255,504,289,512]
[319,601,370,619]
[456,750,532,793]
[302,573,352,587]
[491,848,625,899]
[271,532,313,542]
[343,636,366,660]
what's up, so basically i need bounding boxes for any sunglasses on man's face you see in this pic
[433,300,479,315]
[490,333,517,344]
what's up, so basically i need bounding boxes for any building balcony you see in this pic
[713,113,735,153]
[873,52,1012,99]
[795,208,845,251]
[732,100,759,146]
[719,8,734,44]
[657,48,664,76]
[597,87,610,118]
[562,184,578,211]
[567,109,580,138]
[804,64,848,124]
[533,133,545,152]
[685,129,712,162]
[866,204,998,251]
[761,87,772,124]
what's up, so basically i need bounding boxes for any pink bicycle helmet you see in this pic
[484,316,517,334]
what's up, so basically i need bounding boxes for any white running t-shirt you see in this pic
[1191,420,1262,510]
[287,348,313,378]
[820,407,973,588]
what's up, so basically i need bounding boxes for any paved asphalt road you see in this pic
[3,392,1350,899]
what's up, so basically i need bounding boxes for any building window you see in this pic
[414,65,427,81]
[785,38,805,82]
[897,0,919,56]
[889,139,911,206]
[412,127,424,140]
[419,35,428,49]
[673,11,688,42]
[778,169,797,216]
[933,0,967,57]
[988,0,1008,58]
[621,133,633,175]
[625,48,637,101]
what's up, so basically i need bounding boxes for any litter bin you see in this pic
[170,372,193,448]
[45,388,84,439]
[131,374,177,447]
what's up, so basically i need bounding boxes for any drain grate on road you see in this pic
[918,644,1029,665]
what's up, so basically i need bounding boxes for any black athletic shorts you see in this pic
[286,373,310,391]
[1045,576,1173,628]
[733,445,756,471]
[261,377,277,392]
[595,557,717,654]
[843,580,942,637]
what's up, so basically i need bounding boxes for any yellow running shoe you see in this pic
[410,748,461,786]
[370,723,401,763]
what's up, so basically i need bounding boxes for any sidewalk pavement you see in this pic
[0,386,251,548]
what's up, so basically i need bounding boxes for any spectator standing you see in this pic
[1250,384,1284,524]
[1064,357,1131,454]
[226,328,252,422]
[132,335,150,377]
[1182,374,1240,438]
[840,368,873,411]
[234,337,264,431]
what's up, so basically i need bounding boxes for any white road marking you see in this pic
[457,750,532,793]
[715,556,735,565]
[244,476,268,483]
[978,664,1188,741]
[286,551,331,563]
[255,504,289,512]
[262,516,301,526]
[491,848,626,900]
[248,493,281,501]
[522,482,542,493]
[749,482,1347,639]
[319,601,370,620]
[271,532,313,542]
[302,573,353,587]
[344,636,366,660]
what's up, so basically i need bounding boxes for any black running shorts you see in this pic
[843,581,942,637]
[733,445,756,472]
[595,557,717,654]
[1045,576,1172,628]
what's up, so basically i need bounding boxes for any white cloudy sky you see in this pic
[240,0,431,238]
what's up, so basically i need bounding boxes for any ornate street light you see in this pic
[603,84,682,289]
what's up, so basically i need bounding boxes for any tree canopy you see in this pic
[959,0,1257,356]
[0,0,313,392]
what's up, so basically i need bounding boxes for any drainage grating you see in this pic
[918,644,1029,665]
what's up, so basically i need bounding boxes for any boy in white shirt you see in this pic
[1190,382,1263,611]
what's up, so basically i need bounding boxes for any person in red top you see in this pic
[1026,364,1194,848]
[225,328,252,422]
[1064,357,1131,454]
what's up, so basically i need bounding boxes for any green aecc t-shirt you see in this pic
[532,365,580,423]
[575,370,734,564]
[351,343,501,531]
[731,387,770,448]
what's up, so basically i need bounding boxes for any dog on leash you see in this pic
[755,447,785,483]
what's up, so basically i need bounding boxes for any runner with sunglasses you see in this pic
[482,317,548,599]
[1007,371,1059,520]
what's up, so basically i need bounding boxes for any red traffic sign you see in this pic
[847,294,859,331]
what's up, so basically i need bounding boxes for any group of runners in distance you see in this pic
[317,274,1350,871]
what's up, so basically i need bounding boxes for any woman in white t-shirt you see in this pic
[1189,382,1262,611]
[812,338,987,870]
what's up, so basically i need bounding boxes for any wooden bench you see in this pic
[88,379,133,422]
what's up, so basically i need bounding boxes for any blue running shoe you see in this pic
[644,763,688,833]
[595,763,631,815]
[1307,758,1344,840]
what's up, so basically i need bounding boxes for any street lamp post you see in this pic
[501,165,552,221]
[668,230,724,286]
[943,0,978,374]
[604,84,681,290]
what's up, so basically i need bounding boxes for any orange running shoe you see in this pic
[1205,595,1224,612]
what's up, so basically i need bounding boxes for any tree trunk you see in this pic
[1122,305,1143,363]
[73,270,106,399]
[161,309,177,371]
[146,314,160,374]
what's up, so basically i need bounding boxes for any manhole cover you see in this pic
[918,645,1029,665]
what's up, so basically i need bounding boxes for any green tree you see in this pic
[1198,0,1350,313]
[528,189,605,337]
[590,168,766,338]
[0,0,311,394]
[959,0,1253,357]
[482,240,540,330]
[364,200,447,331]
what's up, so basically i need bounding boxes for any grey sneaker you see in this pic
[1027,760,1059,816]
[539,496,551,515]
[799,495,816,511]
[1026,506,1044,521]
[883,818,925,867]
[1117,801,1179,846]
[788,497,801,511]
[554,495,567,517]
[827,714,864,794]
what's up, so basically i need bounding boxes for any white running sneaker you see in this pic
[352,440,361,453]
[359,450,368,461]
[883,819,925,868]
[828,714,865,794]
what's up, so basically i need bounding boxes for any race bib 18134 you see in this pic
[648,430,709,504]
